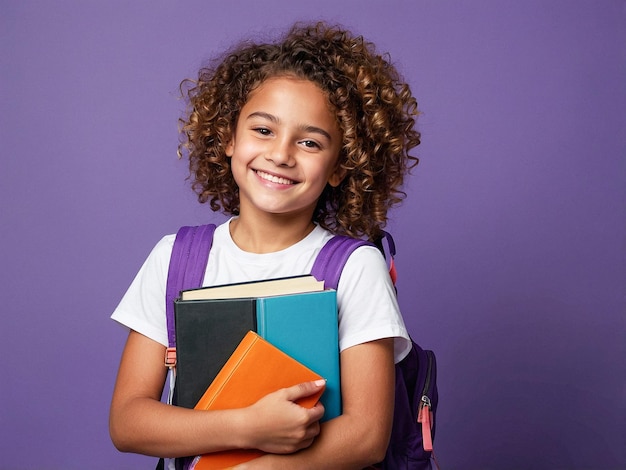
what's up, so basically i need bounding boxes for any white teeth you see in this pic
[256,170,295,185]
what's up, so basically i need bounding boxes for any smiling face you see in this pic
[226,77,344,225]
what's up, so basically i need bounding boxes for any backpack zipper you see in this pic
[420,349,434,407]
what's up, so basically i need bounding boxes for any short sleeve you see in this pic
[336,245,412,363]
[110,235,175,346]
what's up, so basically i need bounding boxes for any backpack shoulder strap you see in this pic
[310,235,375,290]
[165,224,216,350]
[311,230,398,290]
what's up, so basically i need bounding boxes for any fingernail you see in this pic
[314,379,326,386]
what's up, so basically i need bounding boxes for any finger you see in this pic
[293,422,320,451]
[305,401,325,422]
[283,379,326,402]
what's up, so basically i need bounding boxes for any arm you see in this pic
[109,330,325,458]
[238,337,395,469]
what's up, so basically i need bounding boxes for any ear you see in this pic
[224,125,237,156]
[225,138,234,157]
[328,165,347,188]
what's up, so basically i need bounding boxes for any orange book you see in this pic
[190,331,324,470]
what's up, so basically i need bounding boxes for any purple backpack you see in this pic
[164,224,438,469]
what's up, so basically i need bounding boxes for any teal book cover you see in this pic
[256,290,340,421]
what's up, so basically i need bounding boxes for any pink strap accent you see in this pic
[389,258,397,285]
[418,405,434,452]
[164,347,177,368]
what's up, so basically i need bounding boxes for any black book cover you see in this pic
[173,298,257,408]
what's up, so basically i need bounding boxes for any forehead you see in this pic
[240,77,339,128]
[247,76,328,104]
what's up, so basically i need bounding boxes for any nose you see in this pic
[266,138,295,167]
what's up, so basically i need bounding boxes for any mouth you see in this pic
[255,170,296,185]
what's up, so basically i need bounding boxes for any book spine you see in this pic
[256,301,267,338]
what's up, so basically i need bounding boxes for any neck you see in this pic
[229,213,316,254]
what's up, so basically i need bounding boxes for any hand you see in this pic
[244,379,326,454]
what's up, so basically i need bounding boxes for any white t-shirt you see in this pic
[112,220,411,362]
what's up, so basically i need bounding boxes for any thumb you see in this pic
[284,379,326,402]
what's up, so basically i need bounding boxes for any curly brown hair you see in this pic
[179,22,420,241]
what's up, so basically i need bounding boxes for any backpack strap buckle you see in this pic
[164,347,177,368]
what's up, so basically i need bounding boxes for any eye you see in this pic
[253,127,272,136]
[300,139,321,149]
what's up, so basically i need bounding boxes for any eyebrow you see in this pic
[246,111,333,141]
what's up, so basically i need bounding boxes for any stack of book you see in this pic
[173,275,341,469]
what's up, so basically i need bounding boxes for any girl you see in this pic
[110,22,420,469]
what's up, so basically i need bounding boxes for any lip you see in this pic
[254,169,298,186]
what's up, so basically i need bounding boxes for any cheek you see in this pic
[230,138,259,161]
[307,167,335,191]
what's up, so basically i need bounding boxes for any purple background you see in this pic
[2,1,624,468]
